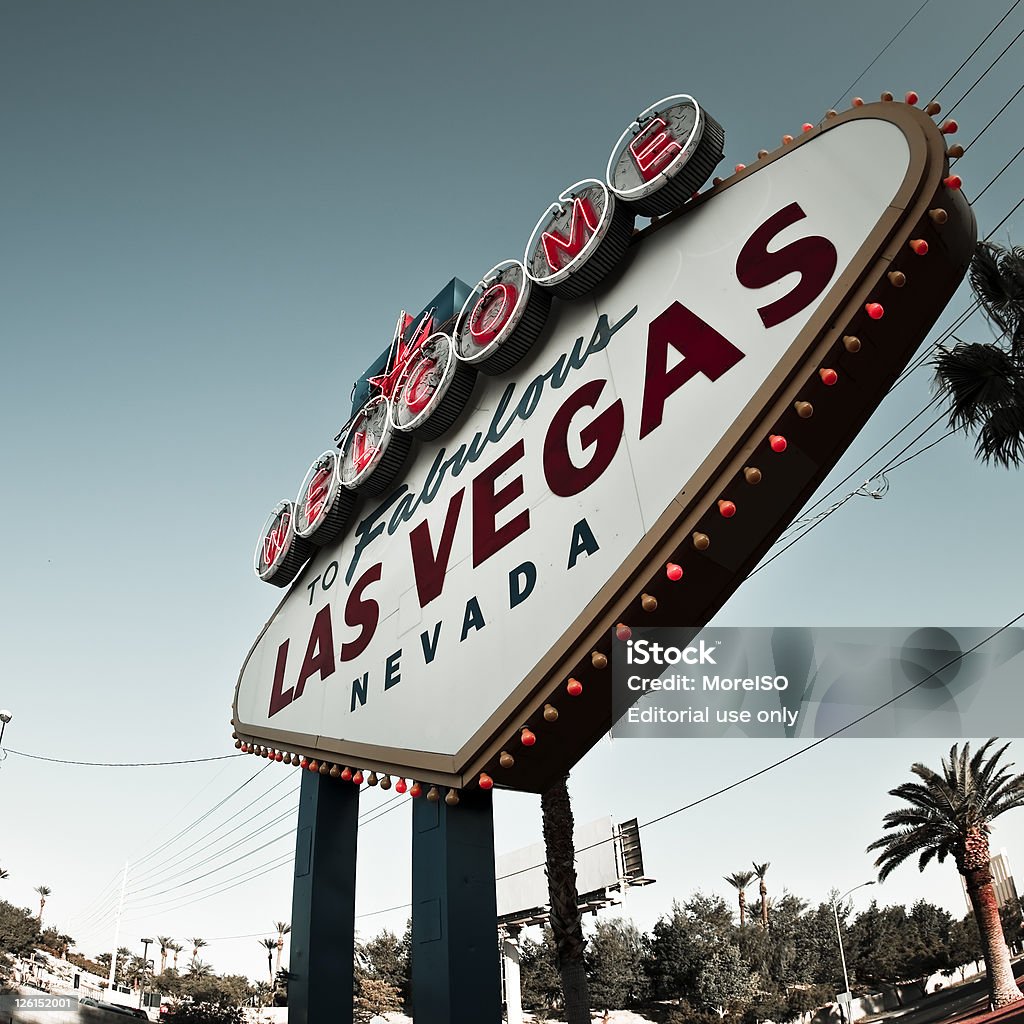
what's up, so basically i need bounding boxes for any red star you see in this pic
[368,310,434,400]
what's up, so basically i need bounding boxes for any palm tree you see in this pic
[157,936,173,975]
[0,867,8,880]
[185,960,213,981]
[541,774,590,1024]
[867,739,1024,1009]
[35,886,51,929]
[116,947,131,987]
[752,861,771,930]
[253,981,273,1008]
[273,921,290,977]
[189,938,207,966]
[259,938,277,984]
[724,870,755,929]
[934,242,1024,467]
[169,941,183,972]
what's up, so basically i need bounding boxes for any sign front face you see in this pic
[235,105,975,791]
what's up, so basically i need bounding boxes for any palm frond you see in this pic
[970,243,1024,335]
[934,343,1022,429]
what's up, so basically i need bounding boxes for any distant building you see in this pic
[962,848,1021,915]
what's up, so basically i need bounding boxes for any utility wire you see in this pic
[945,22,1024,119]
[830,0,931,109]
[0,748,243,767]
[928,0,1024,103]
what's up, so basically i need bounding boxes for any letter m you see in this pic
[542,197,600,272]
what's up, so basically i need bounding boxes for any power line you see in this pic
[830,0,931,109]
[944,22,1024,119]
[129,773,298,885]
[973,140,1024,204]
[928,0,1024,103]
[1,748,244,767]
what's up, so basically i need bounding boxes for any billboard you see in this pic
[234,98,975,794]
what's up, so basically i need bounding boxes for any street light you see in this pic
[832,881,875,1021]
[139,939,153,1010]
[0,710,12,748]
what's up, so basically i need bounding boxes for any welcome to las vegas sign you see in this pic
[233,96,975,795]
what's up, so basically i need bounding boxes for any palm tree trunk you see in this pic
[275,941,282,979]
[738,891,746,929]
[963,865,1023,1008]
[541,775,590,1024]
[760,880,768,930]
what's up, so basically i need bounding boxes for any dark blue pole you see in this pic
[411,787,502,1023]
[288,771,359,1024]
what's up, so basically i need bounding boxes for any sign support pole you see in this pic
[288,772,359,1024]
[411,787,502,1023]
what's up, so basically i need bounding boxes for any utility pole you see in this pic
[139,939,153,1009]
[108,863,129,997]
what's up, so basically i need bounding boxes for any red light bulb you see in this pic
[352,770,364,785]
[819,368,839,386]
[666,563,684,581]
[718,499,737,518]
[615,623,632,642]
[299,756,307,768]
[567,678,583,697]
[852,97,864,107]
[905,91,919,105]
[521,728,536,747]
[395,778,407,794]
[479,773,494,791]
[802,123,814,132]
[941,120,958,135]
[308,760,319,773]
[275,751,283,762]
[910,239,929,255]
[769,434,788,453]
[944,175,962,190]
[735,163,746,173]
[409,782,422,798]
[866,303,885,319]
[341,766,353,781]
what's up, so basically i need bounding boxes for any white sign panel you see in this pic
[236,118,915,770]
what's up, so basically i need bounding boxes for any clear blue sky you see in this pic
[2,0,1024,981]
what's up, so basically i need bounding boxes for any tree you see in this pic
[585,918,649,1011]
[189,939,207,966]
[273,921,290,978]
[519,928,562,1013]
[116,947,132,987]
[0,900,39,955]
[541,774,590,1023]
[157,936,174,975]
[725,870,756,929]
[0,869,7,881]
[947,915,985,981]
[647,894,739,1001]
[752,862,771,930]
[867,738,1024,1008]
[258,938,276,984]
[353,977,402,1023]
[356,928,409,1008]
[169,941,184,972]
[161,1001,243,1024]
[934,242,1024,467]
[696,945,753,1014]
[251,981,272,1008]
[34,886,50,929]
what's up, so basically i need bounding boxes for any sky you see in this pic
[2,0,1024,985]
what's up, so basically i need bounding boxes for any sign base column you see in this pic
[288,771,359,1024]
[412,787,502,1023]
